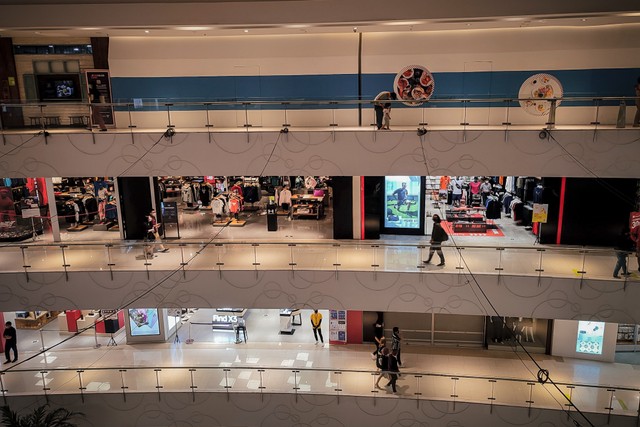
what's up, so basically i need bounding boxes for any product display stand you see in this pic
[212,219,231,227]
[107,333,117,346]
[68,224,89,232]
[229,219,246,227]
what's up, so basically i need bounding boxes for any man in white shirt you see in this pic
[450,177,464,207]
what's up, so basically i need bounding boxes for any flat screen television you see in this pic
[36,74,82,102]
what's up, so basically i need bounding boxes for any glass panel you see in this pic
[160,368,192,392]
[381,245,419,272]
[23,245,64,272]
[540,248,584,279]
[493,379,532,408]
[292,244,335,271]
[80,369,124,395]
[583,250,617,280]
[501,247,541,277]
[121,368,159,394]
[190,367,227,393]
[0,246,24,272]
[338,244,375,271]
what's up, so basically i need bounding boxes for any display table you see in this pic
[291,195,324,219]
[453,222,488,233]
[76,312,99,331]
[279,308,301,334]
[14,311,59,329]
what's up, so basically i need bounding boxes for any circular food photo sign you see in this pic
[518,73,563,116]
[394,65,435,106]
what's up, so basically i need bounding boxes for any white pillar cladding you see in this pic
[44,177,60,242]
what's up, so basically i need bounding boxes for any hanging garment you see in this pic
[229,197,241,214]
[84,197,98,221]
[181,185,193,204]
[211,197,227,216]
[199,185,211,206]
[279,189,292,206]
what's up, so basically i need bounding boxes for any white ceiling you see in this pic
[0,0,638,38]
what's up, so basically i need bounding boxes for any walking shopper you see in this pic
[391,327,402,367]
[3,321,17,363]
[386,349,400,393]
[613,227,632,279]
[372,313,384,356]
[424,214,448,266]
[375,347,390,388]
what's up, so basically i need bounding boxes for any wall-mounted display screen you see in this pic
[36,74,82,102]
[576,321,605,355]
[128,308,160,336]
[384,176,423,230]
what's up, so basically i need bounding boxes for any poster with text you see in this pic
[329,309,347,344]
[576,321,605,355]
[128,308,160,336]
[85,69,115,126]
[384,176,422,229]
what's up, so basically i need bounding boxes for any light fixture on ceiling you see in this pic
[144,30,150,33]
[581,18,587,22]
[177,26,211,31]
[244,29,249,33]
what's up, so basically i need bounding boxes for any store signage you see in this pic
[576,321,605,355]
[21,208,40,219]
[84,69,115,126]
[329,309,347,343]
[532,203,549,223]
[162,202,178,224]
[213,314,238,323]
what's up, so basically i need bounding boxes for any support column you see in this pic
[44,177,60,242]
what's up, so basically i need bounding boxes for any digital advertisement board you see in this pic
[576,321,605,355]
[128,308,160,336]
[383,176,424,232]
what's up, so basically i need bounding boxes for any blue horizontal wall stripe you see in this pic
[111,68,640,111]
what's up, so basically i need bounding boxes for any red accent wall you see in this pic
[65,310,82,332]
[346,310,363,344]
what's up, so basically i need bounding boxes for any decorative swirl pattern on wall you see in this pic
[0,128,637,177]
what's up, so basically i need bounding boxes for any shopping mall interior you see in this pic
[0,1,640,426]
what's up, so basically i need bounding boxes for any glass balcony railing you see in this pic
[0,240,632,283]
[0,364,637,418]
[0,96,638,131]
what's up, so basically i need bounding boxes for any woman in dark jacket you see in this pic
[424,214,449,267]
[424,214,448,266]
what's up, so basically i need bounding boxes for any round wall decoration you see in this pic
[393,65,435,106]
[518,73,563,116]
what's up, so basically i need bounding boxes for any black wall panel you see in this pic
[332,176,353,240]
[118,177,154,240]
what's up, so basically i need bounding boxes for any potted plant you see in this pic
[1,404,83,427]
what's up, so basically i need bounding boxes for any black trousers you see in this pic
[374,105,384,129]
[313,327,323,343]
[5,341,17,361]
[387,373,398,392]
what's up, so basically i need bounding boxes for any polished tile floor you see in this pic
[2,309,639,419]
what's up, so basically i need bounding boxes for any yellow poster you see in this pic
[532,203,548,223]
